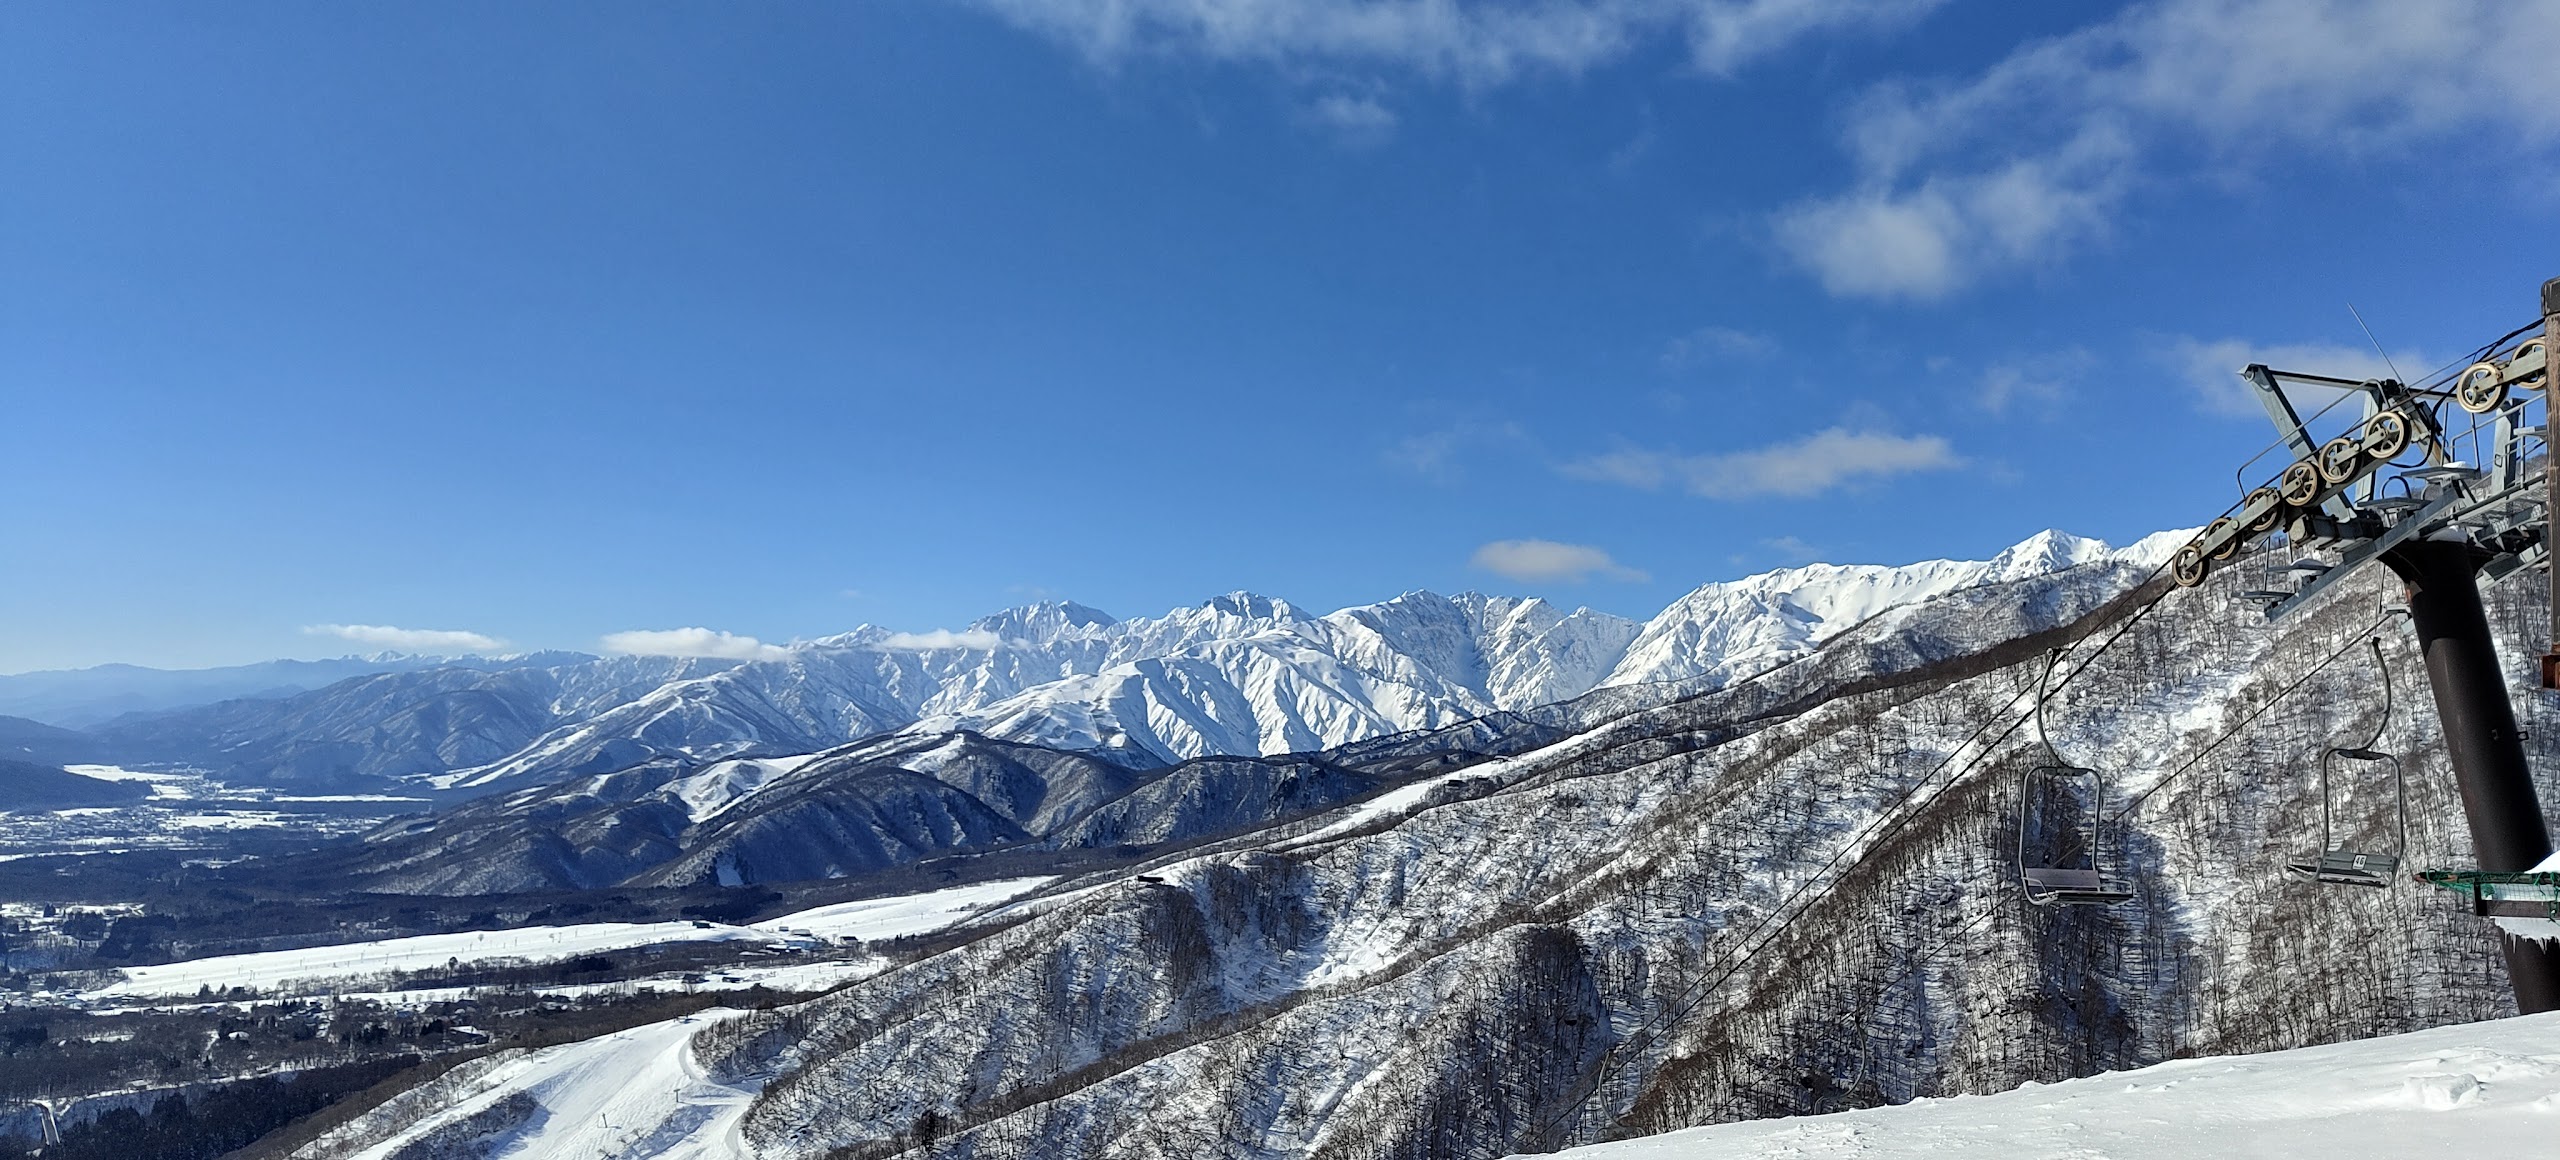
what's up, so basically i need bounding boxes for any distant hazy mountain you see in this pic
[0,758,150,810]
[0,714,103,766]
[91,654,732,788]
[0,652,583,728]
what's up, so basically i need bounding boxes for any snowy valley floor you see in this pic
[1540,1011,2560,1160]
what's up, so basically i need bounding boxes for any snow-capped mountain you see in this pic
[1594,528,2180,692]
[292,538,2165,897]
[892,530,2171,765]
[87,529,2170,792]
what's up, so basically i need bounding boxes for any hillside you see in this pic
[0,758,151,810]
[629,544,2557,1159]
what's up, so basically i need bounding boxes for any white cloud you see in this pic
[1470,539,1649,583]
[2165,336,2427,417]
[1774,138,2127,301]
[878,628,1006,651]
[1307,93,1398,145]
[1383,419,1527,484]
[1762,534,1822,563]
[963,0,1944,86]
[1976,348,2089,415]
[305,624,506,654]
[600,628,793,662]
[1778,0,2560,298]
[1565,427,1961,498]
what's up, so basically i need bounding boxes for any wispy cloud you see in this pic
[1383,419,1526,484]
[305,623,505,654]
[878,628,1006,651]
[1762,534,1822,563]
[1776,0,2560,299]
[1976,349,2089,416]
[963,0,1946,86]
[1305,92,1398,145]
[600,628,793,662]
[1470,539,1649,583]
[1660,324,1775,368]
[2164,336,2427,417]
[1564,427,1961,498]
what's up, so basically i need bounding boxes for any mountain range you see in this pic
[48,530,2176,796]
[264,511,2560,1160]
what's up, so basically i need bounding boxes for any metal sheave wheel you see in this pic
[2514,339,2549,392]
[2362,410,2411,460]
[2458,361,2508,413]
[2172,543,2210,587]
[2203,517,2239,560]
[2316,435,2364,485]
[2279,460,2322,507]
[2243,487,2283,533]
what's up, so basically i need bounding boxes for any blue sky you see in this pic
[5,0,2555,672]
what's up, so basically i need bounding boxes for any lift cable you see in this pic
[1538,318,2552,1139]
[1526,554,2184,1144]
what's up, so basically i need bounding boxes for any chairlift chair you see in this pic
[2019,650,2137,907]
[2286,638,2407,888]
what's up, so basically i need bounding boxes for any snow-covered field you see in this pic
[0,765,427,861]
[86,877,1053,1000]
[93,922,814,999]
[1539,1012,2560,1160]
[750,875,1051,941]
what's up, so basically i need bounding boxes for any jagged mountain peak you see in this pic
[1197,591,1305,622]
[1986,527,2113,579]
[967,600,1120,644]
[108,526,2161,792]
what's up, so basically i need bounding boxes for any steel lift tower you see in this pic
[2171,278,2560,1013]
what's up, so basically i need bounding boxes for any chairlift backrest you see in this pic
[2288,639,2407,889]
[2017,650,2136,907]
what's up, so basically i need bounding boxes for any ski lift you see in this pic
[2018,650,2137,906]
[2287,638,2407,888]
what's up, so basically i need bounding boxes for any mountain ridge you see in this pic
[69,529,2173,795]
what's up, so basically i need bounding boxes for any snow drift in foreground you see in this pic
[1539,1012,2560,1160]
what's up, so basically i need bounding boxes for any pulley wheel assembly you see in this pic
[2243,487,2283,533]
[2279,460,2322,507]
[2361,410,2411,460]
[2458,361,2508,413]
[2205,517,2240,561]
[2317,435,2364,485]
[2171,542,2209,587]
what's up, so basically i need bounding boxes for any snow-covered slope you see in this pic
[1540,1012,2560,1160]
[1593,529,2177,693]
[621,539,2560,1160]
[293,1009,762,1160]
